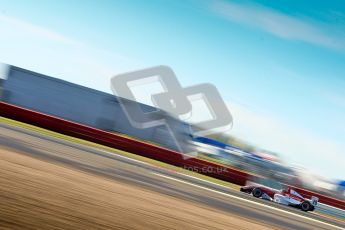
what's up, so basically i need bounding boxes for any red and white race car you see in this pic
[240,185,318,212]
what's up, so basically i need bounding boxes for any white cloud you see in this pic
[0,15,80,45]
[322,91,345,108]
[211,0,345,50]
[0,15,140,92]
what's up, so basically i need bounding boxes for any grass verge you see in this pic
[0,116,240,190]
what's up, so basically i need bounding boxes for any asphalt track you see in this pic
[0,122,344,230]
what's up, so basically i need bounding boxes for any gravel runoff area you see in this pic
[0,148,275,230]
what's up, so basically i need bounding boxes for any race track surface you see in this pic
[0,122,344,230]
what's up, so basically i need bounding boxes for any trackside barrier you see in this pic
[0,101,344,210]
[0,102,249,185]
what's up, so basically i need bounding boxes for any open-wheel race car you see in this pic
[240,184,319,212]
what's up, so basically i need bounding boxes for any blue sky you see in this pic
[0,0,344,180]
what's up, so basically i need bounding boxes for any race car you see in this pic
[240,185,319,212]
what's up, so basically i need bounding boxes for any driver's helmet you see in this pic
[281,184,290,193]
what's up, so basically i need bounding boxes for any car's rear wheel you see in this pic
[301,201,311,212]
[252,188,263,198]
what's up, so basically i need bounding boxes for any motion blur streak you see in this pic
[0,122,344,229]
